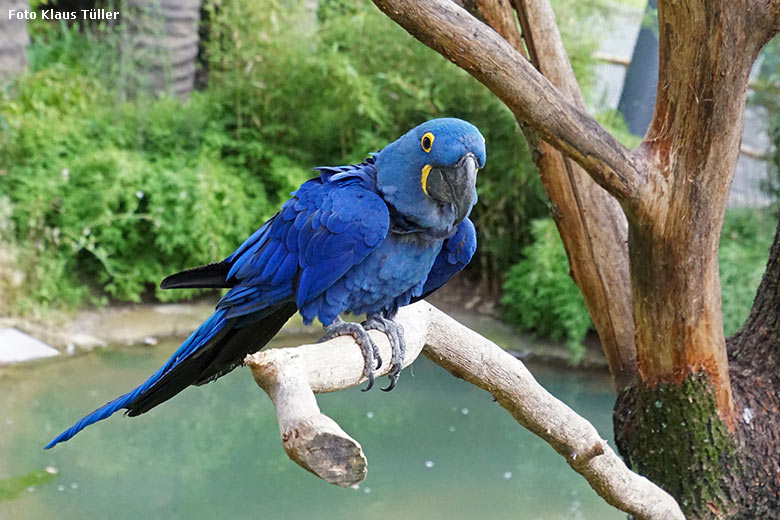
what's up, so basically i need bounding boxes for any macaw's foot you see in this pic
[319,316,381,391]
[363,314,406,392]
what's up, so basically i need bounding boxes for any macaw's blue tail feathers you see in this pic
[45,302,297,449]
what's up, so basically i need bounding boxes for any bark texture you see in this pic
[724,212,780,517]
[247,302,684,520]
[616,2,780,518]
[371,0,780,517]
[511,0,637,390]
[627,0,773,419]
[617,213,780,519]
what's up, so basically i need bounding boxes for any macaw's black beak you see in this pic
[424,152,479,225]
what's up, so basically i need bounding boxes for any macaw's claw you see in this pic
[319,316,381,391]
[363,314,406,392]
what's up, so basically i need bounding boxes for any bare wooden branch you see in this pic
[245,303,427,487]
[592,51,630,66]
[509,0,637,389]
[246,302,683,520]
[372,0,646,205]
[474,0,524,51]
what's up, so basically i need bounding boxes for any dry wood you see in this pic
[469,1,636,389]
[246,302,683,519]
[509,0,637,389]
[369,0,780,512]
[245,303,427,487]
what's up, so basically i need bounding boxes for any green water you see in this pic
[0,333,621,520]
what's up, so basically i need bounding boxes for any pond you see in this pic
[0,329,621,520]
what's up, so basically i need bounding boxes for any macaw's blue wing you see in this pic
[414,218,477,302]
[219,174,390,323]
[46,170,389,449]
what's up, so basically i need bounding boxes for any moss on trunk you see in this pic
[615,373,738,519]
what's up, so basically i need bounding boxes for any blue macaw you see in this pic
[45,118,485,449]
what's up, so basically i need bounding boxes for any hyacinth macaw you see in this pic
[45,117,485,449]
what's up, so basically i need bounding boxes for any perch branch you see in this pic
[246,302,683,520]
[245,303,427,487]
[372,0,646,205]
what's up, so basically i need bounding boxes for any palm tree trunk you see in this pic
[0,0,30,82]
[123,0,201,98]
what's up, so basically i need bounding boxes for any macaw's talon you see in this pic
[364,315,406,392]
[382,365,401,392]
[319,316,380,391]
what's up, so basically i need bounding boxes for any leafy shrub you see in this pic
[501,210,777,359]
[0,0,625,314]
[0,34,307,312]
[501,219,592,361]
[719,208,777,335]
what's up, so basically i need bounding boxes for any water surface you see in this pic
[0,333,621,519]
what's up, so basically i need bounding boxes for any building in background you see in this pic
[590,0,776,208]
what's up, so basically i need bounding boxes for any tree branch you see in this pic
[372,0,646,205]
[510,0,637,389]
[246,302,683,520]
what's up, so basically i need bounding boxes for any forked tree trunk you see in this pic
[370,0,780,517]
[613,3,779,517]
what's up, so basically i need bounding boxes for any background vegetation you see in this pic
[0,0,776,361]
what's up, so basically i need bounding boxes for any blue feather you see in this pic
[45,309,229,449]
[46,118,485,449]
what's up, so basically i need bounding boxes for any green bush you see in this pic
[0,0,630,314]
[0,29,307,313]
[501,209,777,359]
[501,219,591,362]
[719,208,777,335]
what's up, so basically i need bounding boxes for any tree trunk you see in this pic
[476,0,637,390]
[614,2,780,517]
[122,0,201,98]
[370,0,780,517]
[616,211,780,519]
[0,0,30,82]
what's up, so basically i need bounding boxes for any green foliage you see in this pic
[1,23,306,313]
[0,0,624,314]
[719,208,777,335]
[501,219,591,362]
[500,209,776,357]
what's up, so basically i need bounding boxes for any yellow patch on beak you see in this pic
[421,164,432,195]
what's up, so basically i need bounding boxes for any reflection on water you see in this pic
[0,333,621,520]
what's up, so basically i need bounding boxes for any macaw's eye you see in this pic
[421,132,434,153]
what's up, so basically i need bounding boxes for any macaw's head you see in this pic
[374,118,486,235]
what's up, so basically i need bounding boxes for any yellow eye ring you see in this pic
[421,132,434,153]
